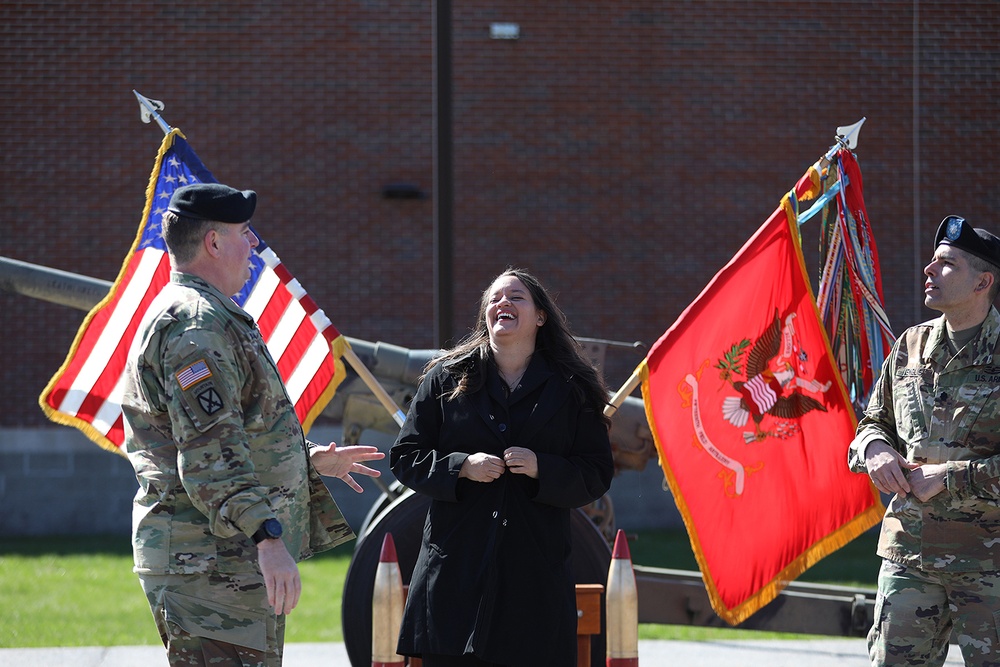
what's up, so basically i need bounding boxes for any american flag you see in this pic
[39,129,348,454]
[176,360,213,390]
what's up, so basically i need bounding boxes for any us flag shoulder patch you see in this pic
[176,360,213,390]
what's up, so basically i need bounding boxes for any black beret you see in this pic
[934,215,1000,269]
[167,183,256,223]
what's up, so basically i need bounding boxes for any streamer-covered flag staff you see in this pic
[815,146,895,410]
[619,121,887,624]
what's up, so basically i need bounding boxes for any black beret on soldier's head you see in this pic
[167,183,257,223]
[934,215,1000,269]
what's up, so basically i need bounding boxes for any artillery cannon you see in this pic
[1,255,878,666]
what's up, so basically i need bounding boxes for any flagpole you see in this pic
[342,346,408,427]
[604,368,640,417]
[797,117,866,225]
[133,90,172,135]
[603,118,867,415]
[133,92,408,428]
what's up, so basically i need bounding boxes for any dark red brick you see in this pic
[2,1,998,426]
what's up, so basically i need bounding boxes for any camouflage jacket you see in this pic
[122,272,353,575]
[849,306,1000,572]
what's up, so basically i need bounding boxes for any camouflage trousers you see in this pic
[139,572,285,667]
[869,559,1000,667]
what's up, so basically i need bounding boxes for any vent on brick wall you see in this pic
[381,183,427,200]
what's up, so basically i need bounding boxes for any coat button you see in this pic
[499,423,507,432]
[502,519,507,527]
[493,511,498,518]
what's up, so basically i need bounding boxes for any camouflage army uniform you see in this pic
[122,272,354,666]
[849,306,1000,667]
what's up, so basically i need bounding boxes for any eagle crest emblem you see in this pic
[680,308,832,496]
[718,309,830,443]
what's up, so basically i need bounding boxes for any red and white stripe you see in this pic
[42,226,342,453]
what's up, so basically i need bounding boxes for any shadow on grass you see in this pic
[0,534,132,557]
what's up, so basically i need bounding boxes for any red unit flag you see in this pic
[639,168,883,624]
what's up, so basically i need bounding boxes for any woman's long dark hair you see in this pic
[426,267,611,427]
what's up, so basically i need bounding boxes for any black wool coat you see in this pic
[389,352,614,667]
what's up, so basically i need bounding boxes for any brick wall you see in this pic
[2,0,999,433]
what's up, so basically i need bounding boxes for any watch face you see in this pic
[252,518,283,544]
[264,518,283,538]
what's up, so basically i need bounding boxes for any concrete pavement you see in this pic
[0,639,968,666]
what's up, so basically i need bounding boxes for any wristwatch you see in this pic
[251,518,283,544]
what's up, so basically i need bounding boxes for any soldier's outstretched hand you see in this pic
[310,442,384,492]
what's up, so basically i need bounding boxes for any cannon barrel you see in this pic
[0,255,113,311]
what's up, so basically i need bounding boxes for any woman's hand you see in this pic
[503,447,538,479]
[459,452,506,482]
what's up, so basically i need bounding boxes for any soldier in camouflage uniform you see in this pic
[849,215,1000,667]
[121,183,384,667]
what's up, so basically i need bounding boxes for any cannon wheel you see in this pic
[355,480,409,538]
[341,488,612,667]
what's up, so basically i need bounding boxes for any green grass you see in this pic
[0,536,355,648]
[0,536,155,647]
[0,529,879,648]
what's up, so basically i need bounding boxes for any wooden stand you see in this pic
[401,584,605,667]
[575,583,605,667]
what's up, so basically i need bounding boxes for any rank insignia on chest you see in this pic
[176,359,213,390]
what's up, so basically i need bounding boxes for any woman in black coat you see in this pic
[389,268,615,667]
